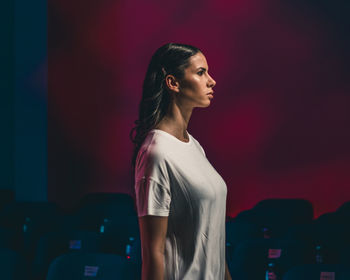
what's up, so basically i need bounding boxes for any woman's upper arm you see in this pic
[139,215,168,256]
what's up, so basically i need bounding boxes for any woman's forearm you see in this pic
[142,252,165,280]
[225,260,232,280]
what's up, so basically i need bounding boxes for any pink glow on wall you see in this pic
[49,0,350,217]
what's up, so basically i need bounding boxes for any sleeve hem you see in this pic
[138,208,169,217]
[136,176,166,188]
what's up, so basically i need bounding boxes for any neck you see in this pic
[155,99,193,141]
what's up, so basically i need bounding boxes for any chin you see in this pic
[193,97,211,108]
[198,101,211,108]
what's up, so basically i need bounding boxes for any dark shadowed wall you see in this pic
[1,0,47,201]
[14,0,48,201]
[48,0,350,217]
[0,0,14,191]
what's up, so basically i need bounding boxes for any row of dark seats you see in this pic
[0,190,141,279]
[1,189,350,279]
[226,199,350,279]
[0,249,140,280]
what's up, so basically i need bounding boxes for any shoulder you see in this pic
[135,131,172,183]
[145,130,173,154]
[136,130,171,166]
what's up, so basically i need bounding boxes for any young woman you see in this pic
[130,43,232,280]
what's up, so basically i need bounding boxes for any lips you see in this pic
[207,91,214,95]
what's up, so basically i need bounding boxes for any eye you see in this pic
[197,70,204,76]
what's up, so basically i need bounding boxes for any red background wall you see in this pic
[48,0,350,217]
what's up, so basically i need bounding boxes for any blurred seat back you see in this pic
[46,252,140,280]
[78,192,136,214]
[32,230,104,280]
[254,198,314,224]
[0,248,27,280]
[0,227,21,251]
[283,264,350,280]
[0,201,63,260]
[71,193,137,232]
[226,220,262,262]
[228,238,313,280]
[235,199,314,238]
[0,189,15,212]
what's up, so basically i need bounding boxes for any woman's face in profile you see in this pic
[177,52,216,108]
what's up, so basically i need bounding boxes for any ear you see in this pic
[165,74,180,93]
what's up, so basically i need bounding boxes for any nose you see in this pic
[208,74,216,88]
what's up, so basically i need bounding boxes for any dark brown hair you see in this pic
[129,43,201,168]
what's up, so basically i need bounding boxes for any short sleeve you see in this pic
[134,146,171,217]
[135,177,171,217]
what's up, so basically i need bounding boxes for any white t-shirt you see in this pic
[134,129,227,280]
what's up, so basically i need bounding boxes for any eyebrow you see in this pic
[196,67,208,72]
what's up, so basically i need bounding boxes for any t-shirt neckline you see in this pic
[151,129,193,145]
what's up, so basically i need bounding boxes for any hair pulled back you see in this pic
[130,43,201,168]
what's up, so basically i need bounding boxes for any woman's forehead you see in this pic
[188,52,208,70]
